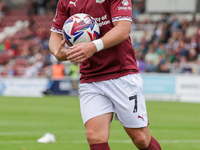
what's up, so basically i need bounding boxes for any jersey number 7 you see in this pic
[129,95,137,113]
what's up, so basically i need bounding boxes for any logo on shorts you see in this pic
[138,115,144,121]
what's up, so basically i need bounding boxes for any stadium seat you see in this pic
[0,53,11,65]
[150,14,162,22]
[137,14,151,22]
[7,10,27,17]
[4,26,18,36]
[15,58,28,66]
[0,32,7,42]
[195,13,200,21]
[130,29,153,42]
[130,30,145,42]
[176,14,194,22]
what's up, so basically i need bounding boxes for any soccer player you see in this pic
[49,0,162,150]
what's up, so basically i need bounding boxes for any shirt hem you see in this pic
[80,71,140,83]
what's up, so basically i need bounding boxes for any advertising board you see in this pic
[0,78,48,97]
[146,0,196,12]
[142,74,175,94]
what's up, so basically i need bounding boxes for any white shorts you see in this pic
[78,74,148,128]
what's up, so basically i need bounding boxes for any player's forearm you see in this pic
[49,32,63,55]
[101,20,131,49]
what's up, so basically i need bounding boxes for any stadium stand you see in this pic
[0,0,200,78]
[0,0,56,77]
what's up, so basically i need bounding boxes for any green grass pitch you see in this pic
[0,96,200,150]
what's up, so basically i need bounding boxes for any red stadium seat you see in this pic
[15,58,28,66]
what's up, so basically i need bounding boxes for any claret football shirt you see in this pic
[51,0,140,83]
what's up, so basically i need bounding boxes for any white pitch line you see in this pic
[0,129,196,136]
[109,139,200,144]
[0,131,43,136]
[0,141,36,144]
[159,139,200,143]
[0,139,200,144]
[0,130,85,136]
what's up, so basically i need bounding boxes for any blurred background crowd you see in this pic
[0,0,200,79]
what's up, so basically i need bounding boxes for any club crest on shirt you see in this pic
[96,0,105,3]
[122,0,129,6]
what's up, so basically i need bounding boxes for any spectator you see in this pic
[4,37,18,57]
[136,50,146,72]
[52,61,65,79]
[179,56,192,73]
[23,61,40,78]
[156,42,166,56]
[0,42,4,52]
[170,15,181,31]
[27,15,35,30]
[144,45,159,72]
[25,1,34,15]
[37,0,47,15]
[20,43,31,58]
[69,63,79,80]
[0,1,7,17]
[32,0,39,15]
[132,4,140,20]
[157,61,170,73]
[178,40,189,59]
[165,49,175,63]
[170,60,182,73]
[42,60,65,95]
[188,48,197,61]
[132,38,140,49]
[46,0,58,15]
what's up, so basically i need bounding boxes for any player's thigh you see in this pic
[79,83,115,125]
[79,82,114,144]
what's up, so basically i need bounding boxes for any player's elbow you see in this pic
[114,20,131,41]
[124,30,131,40]
[49,32,63,54]
[122,27,131,41]
[120,22,131,41]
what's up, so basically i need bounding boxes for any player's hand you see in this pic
[54,39,70,61]
[66,42,97,63]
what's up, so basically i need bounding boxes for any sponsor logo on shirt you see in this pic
[96,0,105,3]
[122,0,129,6]
[118,0,132,11]
[94,15,110,27]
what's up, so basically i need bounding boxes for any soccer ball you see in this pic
[62,13,100,46]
